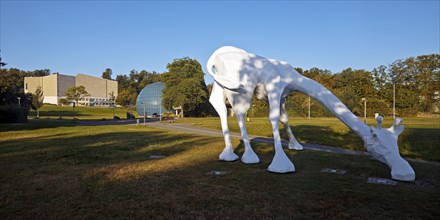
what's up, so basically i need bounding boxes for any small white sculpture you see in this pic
[207,46,415,181]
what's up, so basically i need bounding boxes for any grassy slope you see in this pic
[178,117,440,161]
[0,121,439,219]
[28,105,138,120]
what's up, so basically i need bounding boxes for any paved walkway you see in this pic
[144,121,369,156]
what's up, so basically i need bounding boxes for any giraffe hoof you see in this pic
[219,149,239,161]
[288,142,304,150]
[268,151,295,173]
[241,149,260,164]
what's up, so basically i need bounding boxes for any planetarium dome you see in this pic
[136,82,166,117]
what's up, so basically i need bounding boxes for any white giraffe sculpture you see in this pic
[207,46,415,182]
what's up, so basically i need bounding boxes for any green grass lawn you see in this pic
[27,106,440,161]
[177,116,440,162]
[28,105,138,120]
[0,121,439,218]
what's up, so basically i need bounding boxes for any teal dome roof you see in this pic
[136,82,165,117]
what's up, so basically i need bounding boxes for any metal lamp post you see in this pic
[393,83,396,119]
[17,97,21,107]
[361,98,367,124]
[308,96,311,119]
[141,102,146,126]
[110,95,116,119]
[159,102,162,122]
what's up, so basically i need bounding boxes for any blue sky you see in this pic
[1,0,439,84]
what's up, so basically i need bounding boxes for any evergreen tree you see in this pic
[102,68,113,80]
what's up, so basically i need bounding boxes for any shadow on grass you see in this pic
[280,125,440,162]
[400,127,440,161]
[280,125,363,150]
[0,118,155,133]
[0,119,78,132]
[0,129,211,167]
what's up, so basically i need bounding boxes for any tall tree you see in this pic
[0,50,6,68]
[65,86,90,106]
[116,87,137,106]
[116,74,131,90]
[162,57,209,116]
[31,86,44,118]
[139,70,162,89]
[102,68,113,80]
[333,68,375,115]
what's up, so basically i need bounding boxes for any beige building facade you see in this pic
[24,74,118,106]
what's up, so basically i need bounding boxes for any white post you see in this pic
[160,104,162,122]
[17,97,21,106]
[393,83,396,119]
[364,100,367,124]
[141,102,146,126]
[308,96,311,119]
[362,98,367,124]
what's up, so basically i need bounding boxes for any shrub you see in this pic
[0,105,28,123]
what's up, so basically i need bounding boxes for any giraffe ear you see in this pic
[394,117,403,126]
[390,117,404,136]
[394,125,405,136]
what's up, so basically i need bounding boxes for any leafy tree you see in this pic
[114,69,162,106]
[371,54,440,116]
[59,98,69,106]
[161,57,209,116]
[333,68,375,115]
[0,50,6,68]
[116,87,137,106]
[65,86,90,106]
[102,68,113,80]
[138,70,162,90]
[0,68,50,105]
[109,91,116,105]
[31,86,44,118]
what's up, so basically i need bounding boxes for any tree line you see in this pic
[280,54,439,118]
[0,68,51,122]
[112,54,438,118]
[112,57,211,117]
[0,53,438,122]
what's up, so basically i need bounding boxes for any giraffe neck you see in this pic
[289,73,371,139]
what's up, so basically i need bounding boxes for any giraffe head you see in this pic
[364,116,415,181]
